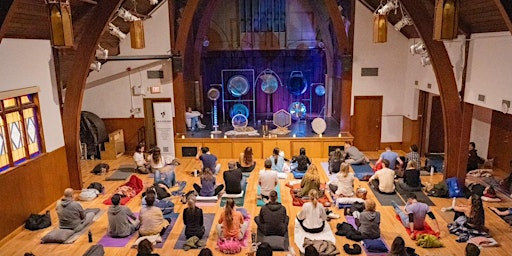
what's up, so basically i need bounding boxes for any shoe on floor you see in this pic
[328,213,340,219]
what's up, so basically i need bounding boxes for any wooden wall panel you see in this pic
[232,141,263,159]
[380,142,403,151]
[206,142,233,159]
[0,147,69,240]
[102,118,144,154]
[291,141,321,158]
[488,110,512,170]
[402,116,420,152]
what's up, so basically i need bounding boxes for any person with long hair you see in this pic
[388,236,408,256]
[328,148,343,174]
[137,238,160,256]
[193,167,224,196]
[396,160,421,192]
[148,147,176,187]
[297,164,321,197]
[183,195,205,239]
[356,199,381,239]
[297,189,327,233]
[197,248,213,256]
[328,163,354,198]
[217,198,249,240]
[237,146,256,173]
[291,148,311,173]
[453,194,486,231]
[134,144,149,174]
[268,147,286,172]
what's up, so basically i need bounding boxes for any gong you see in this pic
[311,118,327,135]
[230,103,249,119]
[260,73,278,94]
[288,71,307,96]
[207,88,220,101]
[315,85,326,96]
[227,75,250,97]
[288,102,307,120]
[232,114,248,128]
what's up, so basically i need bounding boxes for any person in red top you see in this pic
[216,198,249,240]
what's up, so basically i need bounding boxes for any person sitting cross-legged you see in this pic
[193,167,224,197]
[255,190,289,237]
[56,188,95,232]
[392,193,440,240]
[224,161,246,195]
[295,164,321,198]
[376,146,403,170]
[296,189,327,233]
[108,194,139,238]
[290,148,311,173]
[237,146,256,173]
[139,193,170,236]
[183,195,205,239]
[396,160,421,192]
[368,159,396,194]
[217,198,250,240]
[196,146,221,175]
[328,163,355,199]
[258,159,278,202]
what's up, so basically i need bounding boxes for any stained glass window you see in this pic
[7,111,26,164]
[0,118,8,172]
[3,98,16,109]
[23,108,40,157]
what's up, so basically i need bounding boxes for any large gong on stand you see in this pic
[221,69,256,124]
[257,69,282,121]
[287,71,308,122]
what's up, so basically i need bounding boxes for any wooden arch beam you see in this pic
[192,0,220,81]
[0,0,17,43]
[172,0,201,134]
[400,0,470,182]
[62,0,123,189]
[493,0,512,35]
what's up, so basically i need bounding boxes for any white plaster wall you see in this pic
[466,32,512,114]
[470,105,492,158]
[83,2,172,118]
[0,39,64,152]
[352,1,409,142]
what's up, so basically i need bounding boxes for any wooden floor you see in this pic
[1,151,512,256]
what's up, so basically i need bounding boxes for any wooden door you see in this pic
[428,95,444,153]
[353,96,382,151]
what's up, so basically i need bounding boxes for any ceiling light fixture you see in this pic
[420,56,431,66]
[377,0,399,15]
[109,23,126,40]
[410,41,427,55]
[118,7,140,22]
[149,0,158,5]
[394,15,412,31]
[90,61,101,72]
[434,0,459,40]
[45,0,74,48]
[95,45,108,60]
[373,14,387,43]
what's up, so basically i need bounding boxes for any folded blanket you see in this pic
[303,237,339,256]
[103,175,143,205]
[286,183,331,207]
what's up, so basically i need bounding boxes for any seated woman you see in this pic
[268,147,286,173]
[237,146,256,173]
[328,163,354,199]
[217,198,250,240]
[396,160,421,192]
[255,190,289,237]
[297,189,327,233]
[328,149,344,174]
[451,194,487,232]
[296,164,321,198]
[193,167,224,197]
[133,144,149,174]
[137,238,160,256]
[183,196,205,239]
[355,199,381,240]
[148,147,176,187]
[139,193,170,236]
[291,148,311,173]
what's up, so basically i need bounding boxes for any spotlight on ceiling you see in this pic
[394,15,413,31]
[90,61,101,72]
[409,42,427,55]
[95,45,108,60]
[377,0,399,15]
[421,56,431,66]
[203,38,210,47]
[149,0,158,5]
[109,23,126,40]
[118,8,140,22]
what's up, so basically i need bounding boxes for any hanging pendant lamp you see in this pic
[46,0,74,47]
[130,20,145,49]
[373,14,387,43]
[433,0,459,40]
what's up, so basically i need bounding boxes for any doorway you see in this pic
[427,95,444,153]
[352,96,383,151]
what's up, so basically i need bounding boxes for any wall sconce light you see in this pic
[433,0,459,40]
[46,0,74,48]
[373,14,387,43]
[109,23,126,40]
[394,15,412,31]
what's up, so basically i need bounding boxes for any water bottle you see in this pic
[88,230,92,243]
[194,169,198,177]
[430,166,434,176]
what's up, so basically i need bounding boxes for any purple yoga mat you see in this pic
[97,213,139,248]
[173,213,215,249]
[154,213,179,248]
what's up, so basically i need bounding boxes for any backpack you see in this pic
[91,163,109,175]
[88,182,104,193]
[427,181,448,198]
[79,189,99,201]
[446,177,465,198]
[25,211,51,231]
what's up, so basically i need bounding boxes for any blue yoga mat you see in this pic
[257,184,281,206]
[351,164,374,180]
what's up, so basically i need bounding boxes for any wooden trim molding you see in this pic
[0,86,39,100]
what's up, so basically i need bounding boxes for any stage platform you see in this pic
[175,116,353,159]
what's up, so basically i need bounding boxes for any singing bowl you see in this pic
[288,75,307,96]
[260,74,278,94]
[230,103,249,119]
[227,75,250,97]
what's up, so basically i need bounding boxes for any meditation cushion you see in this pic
[292,171,305,179]
[263,236,286,251]
[362,239,388,252]
[41,229,75,243]
[222,191,244,198]
[217,238,242,254]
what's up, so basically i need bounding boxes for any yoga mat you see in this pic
[293,218,335,253]
[154,213,179,248]
[257,229,289,251]
[195,201,218,207]
[173,213,215,250]
[63,208,104,244]
[351,164,374,181]
[490,207,512,225]
[105,168,134,181]
[221,191,247,207]
[257,184,281,206]
[97,213,140,247]
[396,188,435,206]
[369,185,405,206]
[394,215,438,238]
[320,162,337,182]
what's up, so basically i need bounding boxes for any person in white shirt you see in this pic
[296,189,327,233]
[258,159,278,202]
[185,107,206,131]
[133,144,149,174]
[368,159,396,194]
[328,163,355,198]
[147,147,176,187]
